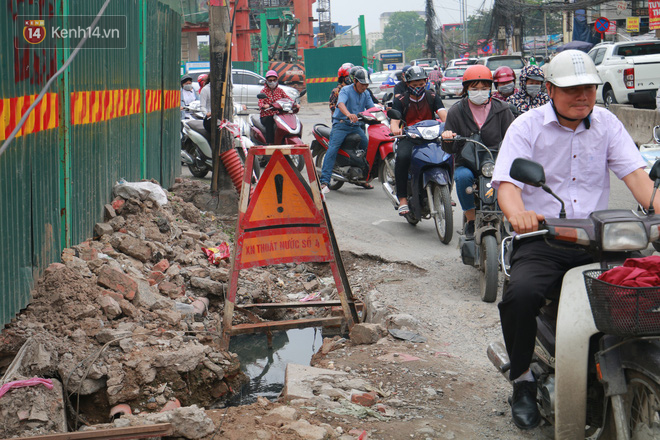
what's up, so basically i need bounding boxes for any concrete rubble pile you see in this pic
[0,179,339,438]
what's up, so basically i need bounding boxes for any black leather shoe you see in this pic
[464,220,475,239]
[510,381,541,430]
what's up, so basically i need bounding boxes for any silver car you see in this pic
[368,71,397,101]
[439,67,467,99]
[188,69,300,108]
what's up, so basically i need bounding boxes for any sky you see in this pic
[327,0,490,34]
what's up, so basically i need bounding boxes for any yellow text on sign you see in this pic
[239,230,332,268]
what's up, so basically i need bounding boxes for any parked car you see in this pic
[475,55,526,85]
[439,66,467,99]
[588,40,660,108]
[186,69,300,108]
[369,70,398,101]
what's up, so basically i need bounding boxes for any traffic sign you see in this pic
[388,64,396,70]
[222,145,360,347]
[595,17,610,35]
[482,44,491,53]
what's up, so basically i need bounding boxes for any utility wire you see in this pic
[0,0,113,159]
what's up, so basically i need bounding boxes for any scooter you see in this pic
[445,135,505,302]
[383,109,454,244]
[489,157,660,439]
[310,102,394,191]
[181,111,256,179]
[251,93,305,171]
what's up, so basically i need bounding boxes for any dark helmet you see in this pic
[400,65,412,81]
[350,66,371,84]
[181,74,193,86]
[405,66,428,82]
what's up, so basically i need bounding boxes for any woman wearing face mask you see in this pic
[441,65,514,238]
[506,65,549,115]
[258,70,290,145]
[491,66,518,101]
[180,75,199,119]
[390,66,447,216]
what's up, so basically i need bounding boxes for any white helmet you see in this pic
[546,50,602,88]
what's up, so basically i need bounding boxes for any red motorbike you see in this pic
[251,94,304,170]
[311,105,396,195]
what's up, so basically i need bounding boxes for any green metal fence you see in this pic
[0,0,182,329]
[303,46,363,103]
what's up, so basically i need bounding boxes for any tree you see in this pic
[198,42,210,61]
[379,12,426,62]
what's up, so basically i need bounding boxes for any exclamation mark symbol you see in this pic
[275,174,284,213]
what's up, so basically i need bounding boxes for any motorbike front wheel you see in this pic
[183,140,209,178]
[378,154,396,202]
[430,183,453,244]
[314,151,344,190]
[480,235,499,303]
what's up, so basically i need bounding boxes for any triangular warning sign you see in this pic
[242,150,323,228]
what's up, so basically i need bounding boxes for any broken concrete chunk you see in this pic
[282,419,328,440]
[152,343,208,372]
[94,222,114,237]
[97,267,138,301]
[108,215,126,231]
[190,277,225,296]
[134,279,171,310]
[104,204,117,220]
[96,328,132,345]
[0,378,66,437]
[349,323,385,345]
[98,294,122,319]
[118,235,152,263]
[281,364,347,402]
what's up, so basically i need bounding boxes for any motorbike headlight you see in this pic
[419,125,441,140]
[649,223,660,242]
[371,110,387,122]
[481,161,495,178]
[602,222,648,251]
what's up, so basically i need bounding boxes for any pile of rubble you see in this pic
[0,179,345,438]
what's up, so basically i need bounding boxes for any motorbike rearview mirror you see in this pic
[654,125,660,144]
[299,90,307,98]
[259,79,265,85]
[256,93,267,100]
[647,159,660,215]
[510,158,545,187]
[382,92,393,102]
[387,109,402,120]
[510,158,567,218]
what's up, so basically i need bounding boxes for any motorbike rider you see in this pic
[427,65,443,94]
[491,66,518,102]
[320,67,374,192]
[441,65,514,238]
[348,66,379,106]
[199,75,214,132]
[197,74,208,91]
[393,65,412,99]
[180,75,199,119]
[258,70,294,145]
[491,50,656,431]
[390,66,448,216]
[329,63,353,116]
[506,65,549,114]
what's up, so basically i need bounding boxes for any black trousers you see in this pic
[498,239,594,380]
[394,137,414,199]
[261,115,276,144]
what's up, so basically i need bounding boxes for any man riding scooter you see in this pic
[320,67,375,193]
[491,50,658,431]
[390,66,447,216]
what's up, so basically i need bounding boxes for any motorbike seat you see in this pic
[250,114,268,134]
[314,124,331,139]
[188,120,210,140]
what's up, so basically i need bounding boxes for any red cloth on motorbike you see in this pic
[258,86,289,118]
[598,256,660,287]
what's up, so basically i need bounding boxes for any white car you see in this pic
[188,69,300,108]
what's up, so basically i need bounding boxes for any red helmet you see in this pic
[197,74,208,88]
[338,65,351,79]
[462,65,493,85]
[493,66,515,84]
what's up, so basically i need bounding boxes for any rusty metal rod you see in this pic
[7,423,173,440]
[229,317,344,335]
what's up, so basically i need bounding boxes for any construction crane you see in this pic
[316,0,334,47]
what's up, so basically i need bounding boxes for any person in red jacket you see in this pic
[258,70,290,144]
